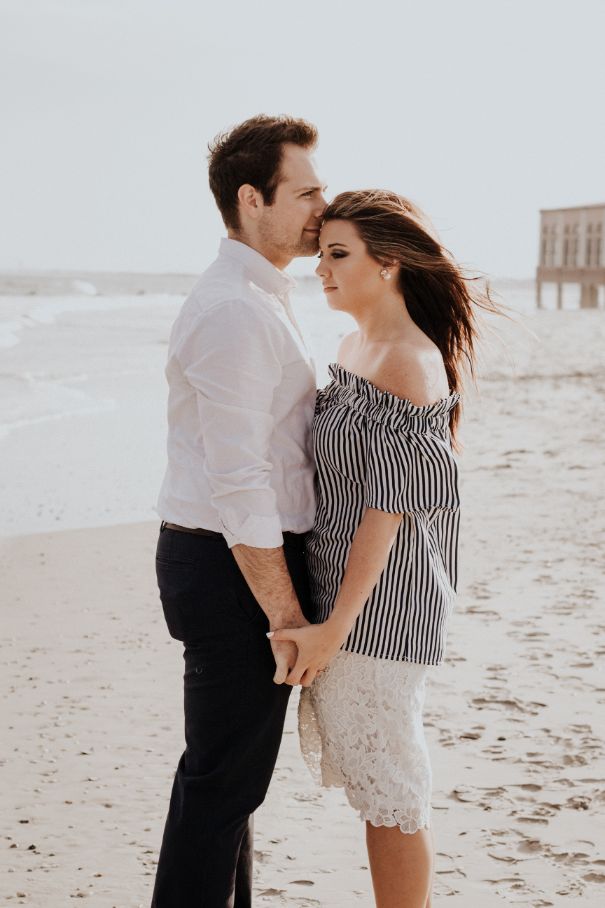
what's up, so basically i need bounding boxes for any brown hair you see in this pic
[207,114,318,230]
[323,190,503,440]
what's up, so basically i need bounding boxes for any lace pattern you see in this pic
[299,650,432,834]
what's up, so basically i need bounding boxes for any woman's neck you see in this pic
[353,290,414,344]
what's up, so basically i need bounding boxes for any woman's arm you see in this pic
[269,348,443,685]
[269,506,402,686]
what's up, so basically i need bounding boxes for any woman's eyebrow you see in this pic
[327,243,348,248]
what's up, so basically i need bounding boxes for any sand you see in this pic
[1,308,604,906]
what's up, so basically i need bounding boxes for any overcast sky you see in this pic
[1,0,603,278]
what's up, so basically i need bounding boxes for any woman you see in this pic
[269,190,500,907]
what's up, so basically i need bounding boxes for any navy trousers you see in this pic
[151,525,310,907]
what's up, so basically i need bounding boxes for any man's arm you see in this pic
[231,544,307,683]
[230,544,305,628]
[179,299,308,678]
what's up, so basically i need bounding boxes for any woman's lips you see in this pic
[323,286,337,293]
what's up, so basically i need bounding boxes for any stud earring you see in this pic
[380,268,392,280]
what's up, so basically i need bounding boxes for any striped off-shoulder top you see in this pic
[306,363,460,666]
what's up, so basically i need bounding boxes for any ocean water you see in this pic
[0,276,581,537]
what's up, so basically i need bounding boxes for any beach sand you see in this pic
[1,308,604,906]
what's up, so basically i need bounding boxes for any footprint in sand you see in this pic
[470,695,546,716]
[458,725,485,741]
[583,872,605,883]
[513,814,550,825]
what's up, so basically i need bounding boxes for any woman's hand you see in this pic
[267,618,349,687]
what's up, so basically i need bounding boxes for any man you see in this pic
[152,115,327,907]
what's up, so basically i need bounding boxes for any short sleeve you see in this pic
[364,420,459,515]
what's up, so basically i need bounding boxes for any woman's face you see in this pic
[315,219,388,312]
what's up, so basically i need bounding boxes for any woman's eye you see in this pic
[317,251,347,260]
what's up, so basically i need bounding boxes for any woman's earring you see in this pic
[380,268,392,280]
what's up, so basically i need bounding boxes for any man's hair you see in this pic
[208,114,318,229]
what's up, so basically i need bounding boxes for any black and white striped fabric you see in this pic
[307,363,460,666]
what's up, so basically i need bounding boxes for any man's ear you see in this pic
[237,184,263,222]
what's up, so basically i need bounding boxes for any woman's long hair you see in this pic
[322,190,503,440]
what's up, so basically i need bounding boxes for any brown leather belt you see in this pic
[162,522,306,546]
[163,522,221,537]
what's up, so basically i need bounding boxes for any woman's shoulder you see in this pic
[369,342,449,408]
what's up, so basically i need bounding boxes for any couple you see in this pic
[152,114,485,907]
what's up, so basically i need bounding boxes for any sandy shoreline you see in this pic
[2,310,605,906]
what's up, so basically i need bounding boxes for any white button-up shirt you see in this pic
[157,238,317,548]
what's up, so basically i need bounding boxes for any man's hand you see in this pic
[269,615,310,684]
[270,638,298,684]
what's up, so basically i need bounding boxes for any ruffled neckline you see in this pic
[325,363,459,430]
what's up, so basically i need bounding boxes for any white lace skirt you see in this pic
[298,650,432,834]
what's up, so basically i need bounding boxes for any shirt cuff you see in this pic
[219,512,284,549]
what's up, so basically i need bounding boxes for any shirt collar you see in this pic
[219,237,296,298]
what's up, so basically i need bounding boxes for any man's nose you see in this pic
[314,194,328,217]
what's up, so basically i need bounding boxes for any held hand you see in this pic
[269,615,310,685]
[269,638,298,685]
[267,620,348,687]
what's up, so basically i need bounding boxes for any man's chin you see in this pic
[295,236,320,257]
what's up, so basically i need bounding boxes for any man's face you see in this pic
[257,144,327,264]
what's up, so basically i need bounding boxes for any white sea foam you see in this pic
[0,294,179,347]
[0,321,22,348]
[0,371,116,438]
[27,295,149,325]
[0,399,117,438]
[71,279,98,296]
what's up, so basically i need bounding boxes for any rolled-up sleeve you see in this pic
[179,298,284,548]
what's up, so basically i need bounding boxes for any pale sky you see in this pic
[1,0,603,278]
